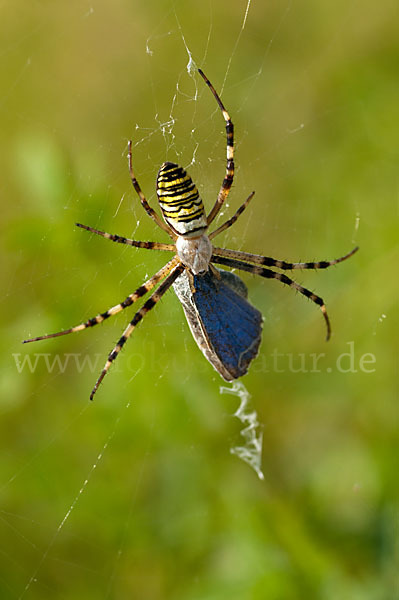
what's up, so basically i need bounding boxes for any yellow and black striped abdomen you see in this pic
[157,162,207,236]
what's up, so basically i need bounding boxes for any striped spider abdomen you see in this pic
[156,162,207,237]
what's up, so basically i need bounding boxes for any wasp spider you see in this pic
[23,69,358,399]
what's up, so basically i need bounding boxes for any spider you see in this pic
[23,69,358,400]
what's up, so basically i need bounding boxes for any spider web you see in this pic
[0,0,368,597]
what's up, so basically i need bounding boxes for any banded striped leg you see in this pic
[211,255,332,340]
[198,69,235,226]
[76,223,175,251]
[209,192,255,240]
[128,141,175,238]
[90,263,185,400]
[212,246,359,270]
[23,257,181,344]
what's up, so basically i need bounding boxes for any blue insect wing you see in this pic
[192,271,263,379]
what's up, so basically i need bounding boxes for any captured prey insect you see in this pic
[23,69,358,400]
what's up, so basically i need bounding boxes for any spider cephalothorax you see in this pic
[23,69,358,400]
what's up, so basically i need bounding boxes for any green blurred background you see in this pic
[1,1,397,598]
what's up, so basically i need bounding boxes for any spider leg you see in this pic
[90,262,185,400]
[209,192,255,240]
[211,255,332,340]
[128,141,176,239]
[212,246,359,270]
[22,257,181,344]
[198,69,235,226]
[76,223,175,251]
